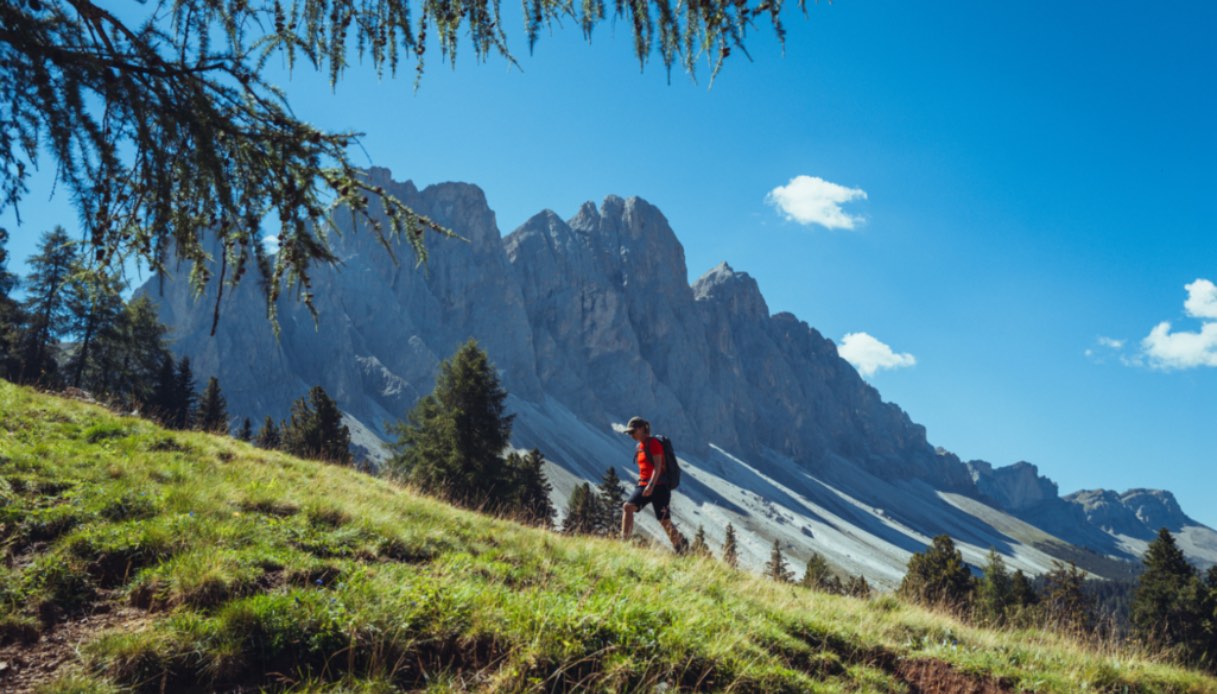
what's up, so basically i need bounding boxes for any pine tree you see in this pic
[237,418,253,442]
[1006,569,1040,628]
[1041,561,1094,633]
[168,356,198,429]
[387,340,514,507]
[64,267,126,392]
[0,228,25,381]
[845,575,872,599]
[255,416,282,450]
[764,539,793,583]
[282,386,352,464]
[505,449,556,528]
[689,525,711,557]
[976,548,1014,626]
[1132,528,1206,661]
[722,523,740,569]
[147,353,180,425]
[16,227,79,386]
[562,483,600,535]
[897,534,975,613]
[800,552,842,594]
[195,377,229,434]
[105,297,172,409]
[596,467,629,535]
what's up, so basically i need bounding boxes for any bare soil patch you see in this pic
[894,657,1012,694]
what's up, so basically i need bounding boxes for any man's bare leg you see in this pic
[660,519,686,551]
[621,503,637,539]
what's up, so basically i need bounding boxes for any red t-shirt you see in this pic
[635,437,665,486]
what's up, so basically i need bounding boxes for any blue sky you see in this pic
[4,1,1215,526]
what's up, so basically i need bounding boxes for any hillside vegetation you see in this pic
[1,381,1214,693]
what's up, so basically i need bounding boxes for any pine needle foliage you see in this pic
[387,340,514,509]
[897,534,975,614]
[764,538,792,583]
[254,415,282,449]
[596,466,629,535]
[15,227,77,385]
[1132,528,1211,667]
[195,376,230,434]
[722,522,739,569]
[561,482,600,535]
[800,551,841,594]
[1,0,802,332]
[281,384,352,464]
[689,524,710,557]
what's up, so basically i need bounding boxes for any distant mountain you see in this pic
[138,167,1217,585]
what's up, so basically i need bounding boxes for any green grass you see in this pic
[1,379,1215,692]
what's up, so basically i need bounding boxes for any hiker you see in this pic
[621,416,687,552]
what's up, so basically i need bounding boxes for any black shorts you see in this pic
[626,485,671,521]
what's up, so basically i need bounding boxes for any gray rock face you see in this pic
[1066,488,1195,539]
[139,168,1212,569]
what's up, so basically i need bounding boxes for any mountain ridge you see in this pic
[137,168,1216,579]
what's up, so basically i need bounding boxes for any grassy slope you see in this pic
[1,380,1214,693]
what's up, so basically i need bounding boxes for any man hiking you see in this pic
[621,416,687,552]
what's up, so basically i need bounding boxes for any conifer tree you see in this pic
[689,525,711,557]
[16,227,78,386]
[897,534,975,612]
[237,418,253,442]
[255,416,282,450]
[387,340,513,507]
[722,523,740,569]
[505,449,556,528]
[845,575,872,599]
[976,548,1014,626]
[64,267,126,392]
[147,353,180,425]
[562,483,600,535]
[0,229,24,381]
[596,467,629,535]
[195,377,229,434]
[764,539,793,583]
[1040,561,1094,633]
[800,552,842,594]
[169,356,197,429]
[1132,528,1206,661]
[282,386,352,464]
[104,296,171,408]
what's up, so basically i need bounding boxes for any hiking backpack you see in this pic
[645,435,682,490]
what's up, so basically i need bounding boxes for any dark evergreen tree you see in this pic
[64,267,126,392]
[387,340,513,507]
[505,449,556,528]
[282,386,352,464]
[255,416,282,450]
[168,356,197,429]
[897,534,975,612]
[561,483,600,535]
[596,467,629,535]
[1005,568,1040,627]
[845,575,872,599]
[1132,528,1207,662]
[800,552,842,594]
[1041,561,1095,633]
[976,548,1014,626]
[105,296,171,409]
[147,352,180,425]
[764,539,793,583]
[16,227,79,386]
[195,377,229,433]
[237,417,253,442]
[0,228,24,381]
[689,525,711,557]
[722,523,739,569]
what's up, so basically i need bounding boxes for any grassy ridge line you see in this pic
[0,381,1214,693]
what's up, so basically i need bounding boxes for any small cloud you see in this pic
[837,332,916,377]
[1135,278,1217,370]
[1184,278,1217,319]
[1142,321,1217,370]
[1097,336,1125,349]
[261,234,280,255]
[1086,336,1127,363]
[766,175,868,230]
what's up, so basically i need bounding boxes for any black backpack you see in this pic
[643,435,682,490]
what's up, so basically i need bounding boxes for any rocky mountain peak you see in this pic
[693,262,769,324]
[968,460,1059,510]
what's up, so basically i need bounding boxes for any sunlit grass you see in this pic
[2,380,1215,692]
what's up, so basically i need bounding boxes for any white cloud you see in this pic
[837,332,916,377]
[261,234,280,255]
[1135,278,1217,370]
[766,175,868,230]
[1097,336,1125,349]
[1142,321,1217,370]
[1184,278,1217,319]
